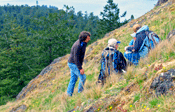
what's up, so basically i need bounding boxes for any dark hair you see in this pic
[79,31,91,41]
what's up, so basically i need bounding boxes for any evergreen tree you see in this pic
[98,0,128,35]
[130,15,134,21]
[0,20,32,105]
[99,0,120,33]
[32,11,73,65]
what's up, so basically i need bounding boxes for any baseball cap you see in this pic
[108,38,121,48]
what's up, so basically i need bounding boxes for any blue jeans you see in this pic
[124,52,140,65]
[67,63,86,96]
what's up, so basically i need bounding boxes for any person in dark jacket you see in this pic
[97,38,127,84]
[102,38,127,74]
[67,31,91,96]
[124,24,149,65]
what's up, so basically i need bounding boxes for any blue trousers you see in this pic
[67,63,86,96]
[124,52,140,65]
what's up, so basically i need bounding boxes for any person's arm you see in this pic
[129,39,134,46]
[127,33,145,52]
[119,52,127,70]
[126,46,134,52]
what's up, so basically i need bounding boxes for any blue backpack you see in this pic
[97,47,126,84]
[146,31,160,49]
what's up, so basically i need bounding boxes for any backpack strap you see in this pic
[149,32,157,46]
[145,31,152,51]
[102,47,115,75]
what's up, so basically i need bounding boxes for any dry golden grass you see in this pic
[140,37,175,67]
[0,2,175,112]
[81,37,175,111]
[84,85,102,99]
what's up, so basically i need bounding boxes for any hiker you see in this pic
[98,38,127,84]
[67,31,91,96]
[124,24,148,65]
[124,24,160,65]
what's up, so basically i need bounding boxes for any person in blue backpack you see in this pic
[67,31,91,96]
[124,24,160,65]
[97,38,127,84]
[124,24,149,65]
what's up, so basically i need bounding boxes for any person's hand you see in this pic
[80,69,84,75]
[125,46,128,51]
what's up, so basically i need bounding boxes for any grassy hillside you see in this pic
[0,1,175,112]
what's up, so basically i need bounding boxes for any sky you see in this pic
[0,0,158,21]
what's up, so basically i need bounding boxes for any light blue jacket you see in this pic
[127,25,149,58]
[129,39,134,46]
[136,25,149,58]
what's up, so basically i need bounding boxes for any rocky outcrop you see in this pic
[10,105,27,112]
[150,69,175,96]
[16,57,63,100]
[155,0,168,7]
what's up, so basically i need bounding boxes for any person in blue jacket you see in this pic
[124,24,149,65]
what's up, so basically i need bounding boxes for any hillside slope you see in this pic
[0,1,175,112]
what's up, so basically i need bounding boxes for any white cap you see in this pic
[108,38,121,48]
[131,32,136,37]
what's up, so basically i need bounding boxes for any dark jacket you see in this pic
[126,25,149,58]
[104,47,127,73]
[127,31,147,52]
[68,39,87,70]
[113,50,127,72]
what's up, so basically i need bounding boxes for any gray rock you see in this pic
[10,105,27,112]
[155,0,168,7]
[150,69,175,96]
[156,81,174,96]
[16,64,52,100]
[50,57,63,65]
[16,57,62,100]
[39,66,53,76]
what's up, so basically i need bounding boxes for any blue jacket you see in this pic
[113,50,127,72]
[127,25,149,58]
[129,39,134,46]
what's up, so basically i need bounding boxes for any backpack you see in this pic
[97,47,126,85]
[146,31,160,50]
